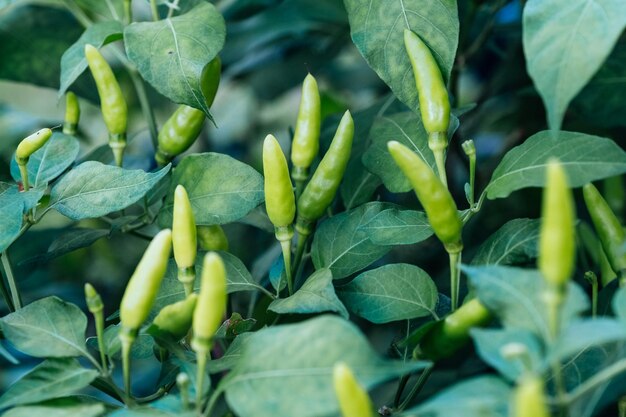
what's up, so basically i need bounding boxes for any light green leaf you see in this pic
[2,403,105,417]
[108,395,194,416]
[58,21,124,97]
[49,162,170,220]
[552,318,626,363]
[124,3,226,118]
[344,0,459,114]
[0,296,90,358]
[471,219,540,266]
[339,263,437,323]
[523,0,626,130]
[269,269,348,318]
[87,324,154,360]
[311,202,392,279]
[10,133,80,187]
[358,207,432,246]
[612,287,626,323]
[486,131,626,199]
[75,0,125,21]
[0,183,24,252]
[157,153,264,227]
[223,315,427,417]
[206,333,250,374]
[0,358,98,409]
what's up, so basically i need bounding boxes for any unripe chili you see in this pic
[513,373,550,417]
[63,92,80,136]
[151,293,198,340]
[15,128,53,165]
[291,73,321,181]
[191,252,227,351]
[197,225,229,251]
[263,134,296,228]
[333,362,374,417]
[173,185,197,270]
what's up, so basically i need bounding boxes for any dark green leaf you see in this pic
[311,202,392,279]
[344,0,458,114]
[49,162,170,220]
[358,207,432,246]
[23,228,110,265]
[471,219,540,266]
[223,315,427,417]
[552,319,626,363]
[612,287,626,322]
[0,342,18,364]
[124,3,226,117]
[206,333,250,374]
[339,263,437,323]
[486,131,626,199]
[0,296,90,358]
[86,324,154,360]
[157,153,264,226]
[269,269,348,318]
[0,358,98,409]
[0,183,24,252]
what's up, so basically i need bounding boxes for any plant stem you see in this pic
[123,0,132,24]
[167,0,181,18]
[119,329,136,401]
[18,164,29,192]
[448,250,462,312]
[292,232,309,279]
[150,0,159,20]
[94,309,108,373]
[584,271,598,318]
[428,132,448,187]
[0,271,14,312]
[280,239,293,295]
[1,252,22,310]
[178,267,196,297]
[398,365,435,411]
[195,348,209,413]
[128,69,159,149]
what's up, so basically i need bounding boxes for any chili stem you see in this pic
[150,0,159,20]
[398,364,435,411]
[119,330,136,401]
[195,348,209,414]
[280,239,294,295]
[94,309,108,373]
[123,0,132,24]
[1,252,22,310]
[178,267,196,297]
[448,250,462,312]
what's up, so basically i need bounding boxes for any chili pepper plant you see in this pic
[1,1,626,416]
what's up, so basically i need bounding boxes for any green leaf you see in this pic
[464,265,588,342]
[158,153,264,227]
[58,21,124,97]
[269,269,348,318]
[311,202,392,279]
[10,133,80,187]
[2,403,106,417]
[486,131,626,199]
[49,162,170,220]
[363,112,458,193]
[523,0,626,130]
[471,219,540,266]
[612,286,626,322]
[0,342,18,364]
[471,328,543,382]
[124,2,226,118]
[206,333,250,374]
[358,207,432,246]
[223,315,427,417]
[75,0,124,21]
[0,358,98,409]
[0,296,90,358]
[402,376,510,417]
[552,318,626,363]
[87,324,155,360]
[338,263,437,323]
[108,396,194,417]
[0,183,24,252]
[344,0,459,114]
[24,228,110,265]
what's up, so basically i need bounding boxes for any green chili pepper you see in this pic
[197,225,229,251]
[63,92,80,136]
[539,160,576,288]
[583,183,626,277]
[333,362,374,417]
[290,73,321,185]
[15,128,53,191]
[84,44,128,167]
[150,293,198,340]
[155,57,221,166]
[84,283,107,371]
[404,29,451,185]
[173,185,197,296]
[296,110,353,235]
[513,373,550,417]
[387,140,462,252]
[416,298,491,361]
[191,252,227,350]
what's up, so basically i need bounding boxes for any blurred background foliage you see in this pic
[0,0,625,403]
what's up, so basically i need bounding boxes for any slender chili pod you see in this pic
[63,92,80,136]
[512,373,550,417]
[404,29,451,185]
[151,294,198,340]
[84,44,128,166]
[15,128,53,191]
[173,185,197,296]
[291,73,321,185]
[583,183,626,277]
[197,225,229,251]
[333,363,374,417]
[84,283,107,372]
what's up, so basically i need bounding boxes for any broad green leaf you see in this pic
[552,319,626,363]
[124,2,226,118]
[344,0,459,114]
[58,21,124,97]
[0,342,18,364]
[158,153,264,226]
[0,296,90,358]
[223,315,427,417]
[311,202,392,279]
[612,287,626,322]
[3,403,105,417]
[108,395,194,417]
[363,112,456,193]
[87,324,154,360]
[358,207,432,246]
[0,358,98,409]
[206,333,251,374]
[464,265,588,342]
[24,228,110,265]
[402,376,510,417]
[20,186,46,212]
[0,183,24,252]
[523,0,626,130]
[269,269,348,318]
[471,328,543,383]
[49,162,170,220]
[10,133,80,187]
[486,131,626,199]
[75,0,124,21]
[338,263,437,323]
[471,219,540,266]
